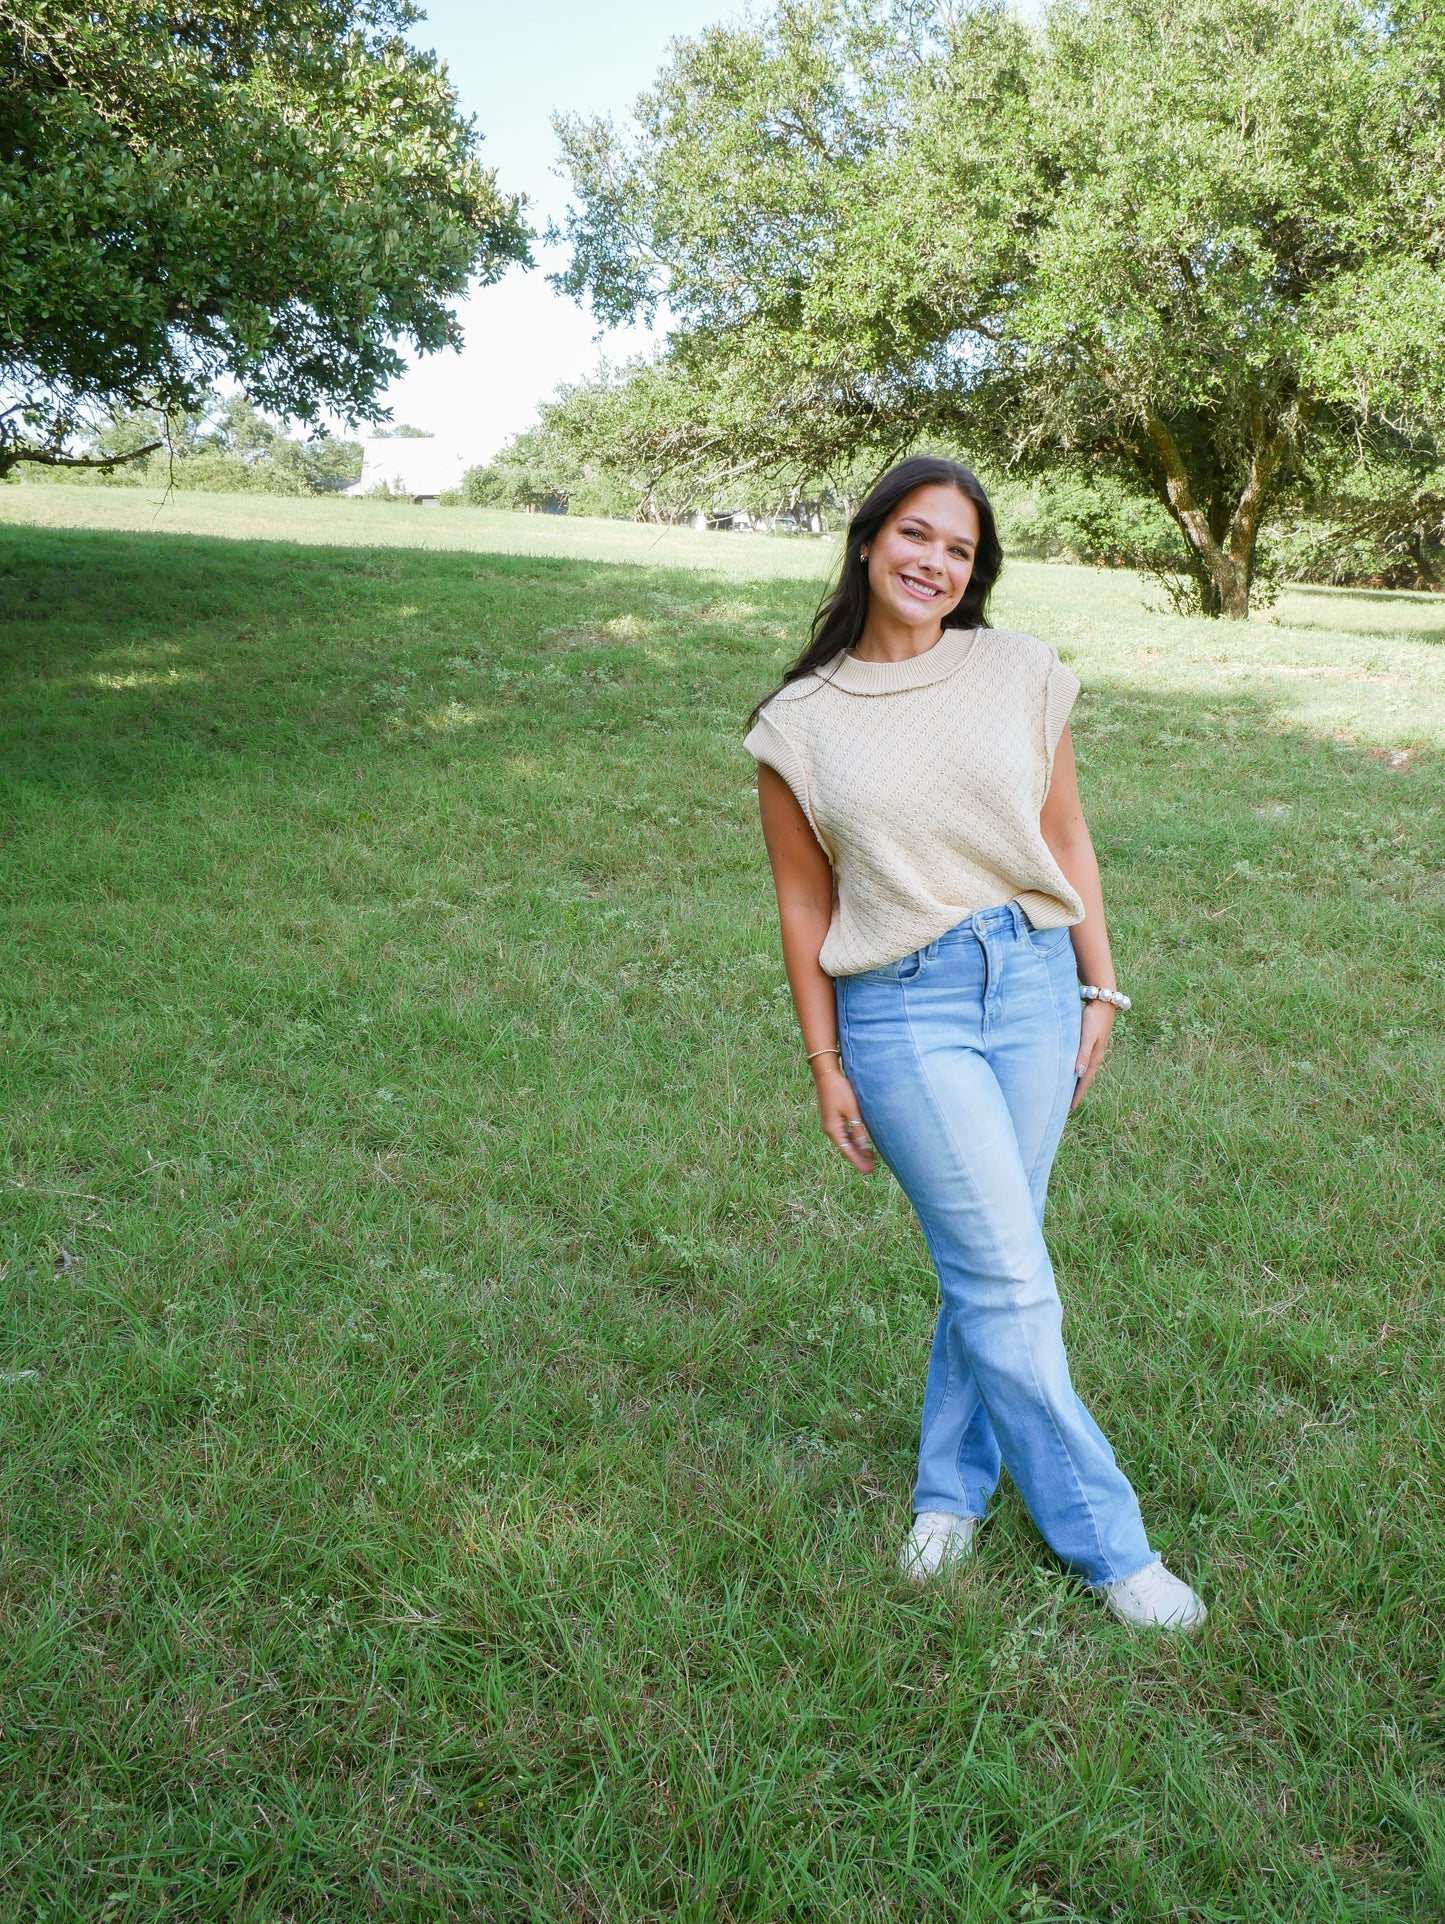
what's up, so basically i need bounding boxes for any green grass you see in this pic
[0,483,838,576]
[1,487,1442,1921]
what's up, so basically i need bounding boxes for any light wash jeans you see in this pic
[836,903,1154,1588]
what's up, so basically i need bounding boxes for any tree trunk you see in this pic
[1143,405,1301,619]
[1406,526,1441,591]
[1211,553,1251,620]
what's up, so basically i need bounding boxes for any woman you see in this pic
[746,456,1205,1630]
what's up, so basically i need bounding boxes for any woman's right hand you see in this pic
[814,1064,877,1173]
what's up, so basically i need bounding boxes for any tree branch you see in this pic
[1227,398,1306,567]
[1143,412,1229,573]
[0,440,163,478]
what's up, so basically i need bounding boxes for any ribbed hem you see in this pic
[1014,889,1076,932]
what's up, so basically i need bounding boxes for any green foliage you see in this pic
[461,426,585,516]
[0,1,530,476]
[468,357,901,524]
[1282,427,1445,591]
[993,474,1186,571]
[477,359,1192,560]
[16,395,363,494]
[1,487,1444,1913]
[555,0,1445,616]
[462,366,688,520]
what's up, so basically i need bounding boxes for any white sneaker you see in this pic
[898,1510,978,1581]
[1102,1559,1207,1630]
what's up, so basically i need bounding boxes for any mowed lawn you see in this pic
[1,487,1443,1921]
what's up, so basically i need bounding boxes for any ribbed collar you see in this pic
[819,626,980,695]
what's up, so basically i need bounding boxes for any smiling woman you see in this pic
[746,454,1207,1629]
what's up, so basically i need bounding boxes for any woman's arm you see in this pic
[1039,724,1119,1110]
[757,764,876,1172]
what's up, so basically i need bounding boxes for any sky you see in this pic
[369,0,739,463]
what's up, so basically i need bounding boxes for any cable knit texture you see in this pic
[745,626,1083,977]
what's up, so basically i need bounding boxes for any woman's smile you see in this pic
[857,481,981,656]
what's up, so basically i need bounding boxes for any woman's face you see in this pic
[860,483,980,634]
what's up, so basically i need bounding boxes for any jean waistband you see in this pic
[841,903,1032,982]
[934,902,1031,948]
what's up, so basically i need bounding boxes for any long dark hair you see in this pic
[750,456,1002,725]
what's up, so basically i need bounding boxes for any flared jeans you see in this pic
[836,903,1154,1588]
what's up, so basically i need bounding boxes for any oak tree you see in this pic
[0,2,529,475]
[556,0,1445,615]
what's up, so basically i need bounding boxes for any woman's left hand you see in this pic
[1071,1000,1116,1109]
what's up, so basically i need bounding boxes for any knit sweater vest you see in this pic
[745,626,1083,977]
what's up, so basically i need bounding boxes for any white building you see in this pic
[344,438,471,504]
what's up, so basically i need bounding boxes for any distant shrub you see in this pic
[992,474,1186,571]
[460,464,518,508]
[16,393,361,496]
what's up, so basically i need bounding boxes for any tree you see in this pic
[555,0,1445,616]
[1281,423,1445,590]
[41,392,365,493]
[0,2,529,477]
[470,350,909,522]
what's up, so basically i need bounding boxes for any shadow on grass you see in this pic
[2,520,1439,796]
[0,522,815,799]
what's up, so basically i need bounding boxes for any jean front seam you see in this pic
[1019,952,1117,1579]
[898,970,1119,1587]
[896,1033,967,1511]
[1006,1267,1114,1582]
[897,990,992,1521]
[954,1422,985,1520]
[1042,932,1066,1112]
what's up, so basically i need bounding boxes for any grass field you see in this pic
[1,486,1442,1920]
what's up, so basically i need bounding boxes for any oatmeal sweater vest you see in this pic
[744,626,1083,977]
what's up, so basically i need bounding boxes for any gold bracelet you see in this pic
[805,1046,843,1064]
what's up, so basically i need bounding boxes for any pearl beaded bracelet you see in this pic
[1079,984,1132,1011]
